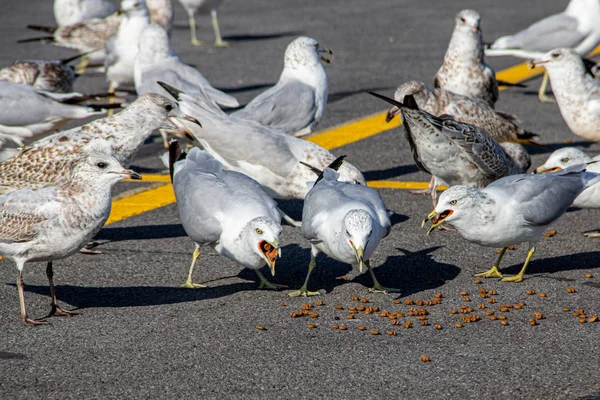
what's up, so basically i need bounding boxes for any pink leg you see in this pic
[17,270,48,326]
[46,262,79,318]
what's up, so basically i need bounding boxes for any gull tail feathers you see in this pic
[186,147,224,176]
[314,155,346,185]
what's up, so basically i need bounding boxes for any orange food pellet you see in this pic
[256,326,266,330]
[450,309,458,315]
[529,318,537,326]
[338,325,348,331]
[357,305,366,311]
[332,325,339,329]
[485,310,494,316]
[434,293,443,299]
[421,355,431,363]
[335,305,343,310]
[370,330,380,335]
[360,298,369,304]
[387,330,397,336]
[316,301,324,306]
[403,321,413,329]
[307,324,316,329]
[488,298,497,304]
[490,316,498,321]
[358,326,366,331]
[393,299,401,304]
[566,288,576,293]
[585,274,593,279]
[392,320,401,326]
[538,293,547,298]
[534,312,545,320]
[474,280,483,284]
[459,291,469,296]
[347,314,355,320]
[562,307,571,312]
[589,315,598,323]
[500,320,509,326]
[526,290,535,295]
[579,318,587,324]
[280,302,286,307]
[463,297,471,302]
[404,299,414,305]
[434,324,442,330]
[488,290,498,296]
[455,323,464,328]
[420,321,429,326]
[544,230,557,237]
[478,304,486,309]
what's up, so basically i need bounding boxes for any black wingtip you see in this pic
[314,155,347,185]
[60,51,92,65]
[168,140,185,183]
[17,36,54,44]
[157,81,183,100]
[367,90,410,110]
[26,24,56,33]
[403,94,419,110]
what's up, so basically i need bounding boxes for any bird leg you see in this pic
[180,245,207,288]
[75,55,90,75]
[211,10,229,47]
[107,82,116,117]
[409,177,435,196]
[288,255,320,297]
[256,270,286,290]
[277,207,302,227]
[474,247,506,278]
[501,247,536,283]
[189,14,203,46]
[46,262,79,317]
[17,270,48,326]
[538,72,555,103]
[365,260,400,294]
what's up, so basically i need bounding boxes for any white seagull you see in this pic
[0,152,141,325]
[54,0,119,26]
[232,37,332,137]
[424,165,600,282]
[169,143,284,290]
[290,157,396,297]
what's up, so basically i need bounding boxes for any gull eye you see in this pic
[450,200,457,205]
[165,104,173,112]
[552,52,560,59]
[97,162,107,169]
[255,228,262,235]
[460,17,466,22]
[345,230,350,236]
[561,157,569,163]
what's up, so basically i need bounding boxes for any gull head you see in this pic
[535,147,592,174]
[454,9,481,35]
[121,0,148,15]
[138,24,174,60]
[72,152,141,186]
[343,209,373,273]
[284,37,333,69]
[386,81,427,123]
[424,185,479,234]
[135,93,200,131]
[247,217,282,276]
[530,48,583,74]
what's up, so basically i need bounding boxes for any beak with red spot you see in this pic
[386,106,400,123]
[422,209,453,235]
[533,165,561,174]
[348,240,366,273]
[318,46,334,64]
[259,240,281,276]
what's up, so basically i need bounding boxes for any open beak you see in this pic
[349,241,365,273]
[168,115,200,142]
[529,59,548,69]
[422,209,453,235]
[471,25,480,34]
[318,47,333,64]
[121,169,142,180]
[259,240,280,276]
[386,106,400,123]
[533,165,561,174]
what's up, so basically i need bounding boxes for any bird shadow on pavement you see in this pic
[351,246,460,298]
[363,164,420,181]
[222,31,305,42]
[17,281,259,310]
[497,251,600,281]
[217,82,275,95]
[95,224,187,242]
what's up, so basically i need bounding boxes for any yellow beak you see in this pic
[351,243,365,273]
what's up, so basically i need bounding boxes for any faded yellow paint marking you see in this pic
[106,183,175,225]
[367,181,447,190]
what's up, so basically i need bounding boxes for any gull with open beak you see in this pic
[289,156,396,297]
[530,48,600,142]
[168,141,284,290]
[434,9,498,107]
[423,165,600,282]
[232,36,332,137]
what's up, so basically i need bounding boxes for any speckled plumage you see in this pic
[533,48,600,142]
[434,10,498,107]
[0,60,77,93]
[0,93,180,193]
[389,81,535,144]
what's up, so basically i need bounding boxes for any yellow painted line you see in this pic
[367,181,447,190]
[106,183,175,225]
[125,174,171,183]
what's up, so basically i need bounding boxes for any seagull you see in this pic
[21,12,123,71]
[105,0,150,94]
[54,0,119,26]
[169,142,284,290]
[290,157,396,297]
[423,164,600,282]
[0,81,110,155]
[369,91,531,205]
[0,53,83,93]
[232,37,332,137]
[0,93,192,193]
[486,0,600,102]
[535,147,600,237]
[178,0,227,46]
[0,152,141,325]
[161,82,365,226]
[435,9,498,107]
[146,0,174,36]
[531,48,600,142]
[385,80,542,146]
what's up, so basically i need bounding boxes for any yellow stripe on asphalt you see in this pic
[107,48,600,225]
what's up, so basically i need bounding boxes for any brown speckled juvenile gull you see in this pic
[0,152,141,325]
[21,12,122,67]
[369,91,530,205]
[386,81,539,145]
[531,48,600,142]
[434,9,498,107]
[0,54,85,93]
[0,93,191,193]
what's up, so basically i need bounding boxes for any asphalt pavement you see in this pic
[1,1,600,399]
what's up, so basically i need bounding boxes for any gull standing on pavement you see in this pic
[290,157,396,297]
[486,0,600,102]
[531,48,600,142]
[369,91,530,205]
[178,0,228,46]
[435,9,498,107]
[169,143,284,289]
[423,165,600,282]
[232,37,332,137]
[161,82,365,226]
[0,153,141,325]
[54,0,119,26]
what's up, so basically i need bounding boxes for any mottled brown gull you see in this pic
[0,54,81,93]
[0,152,141,325]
